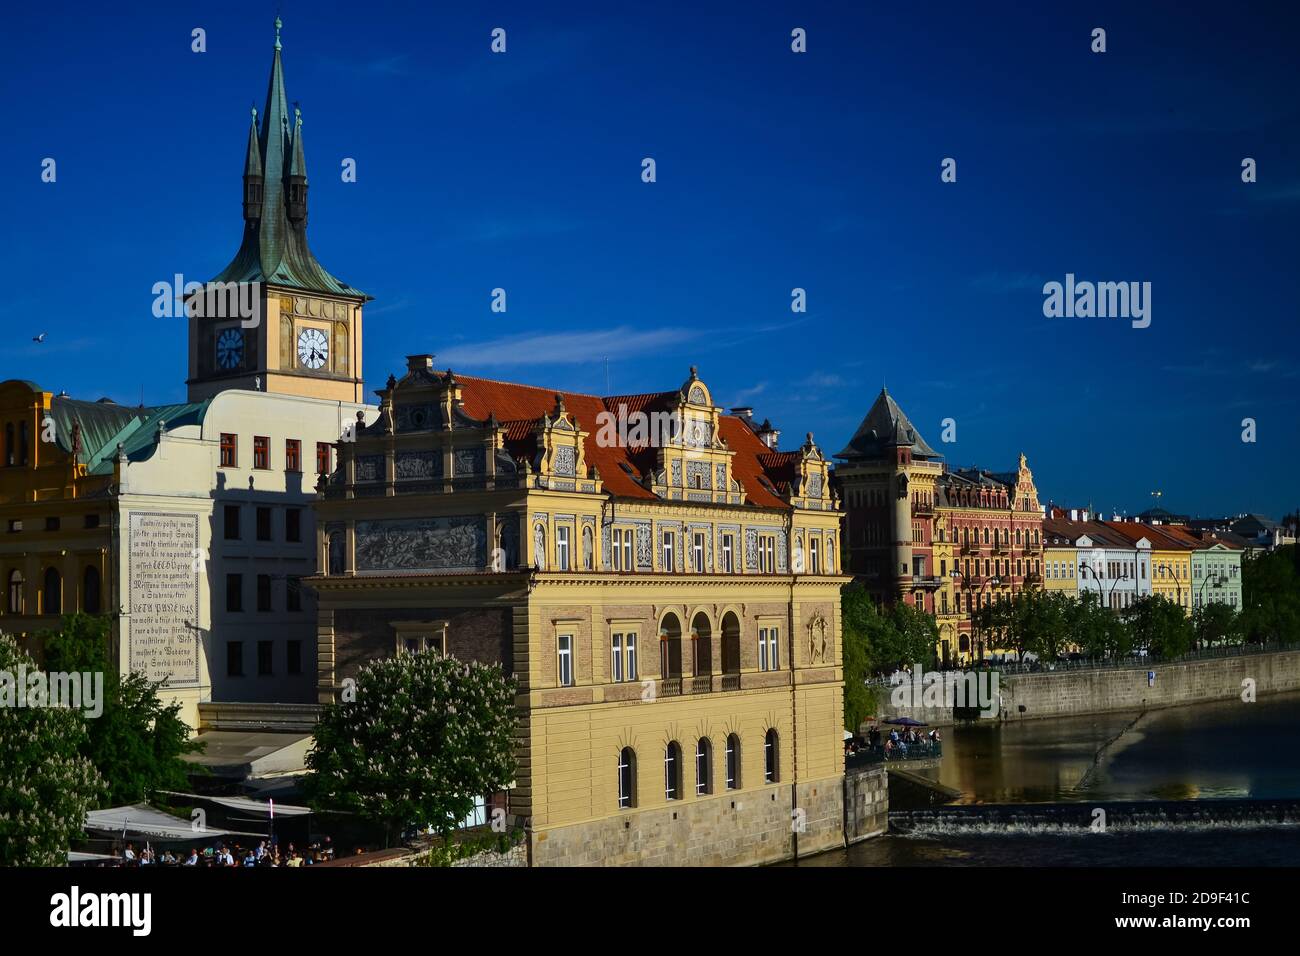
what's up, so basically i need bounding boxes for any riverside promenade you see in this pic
[875,643,1300,726]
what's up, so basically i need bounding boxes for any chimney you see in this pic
[730,407,755,427]
[755,418,780,449]
[406,354,435,374]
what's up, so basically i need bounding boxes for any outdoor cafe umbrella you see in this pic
[883,716,928,727]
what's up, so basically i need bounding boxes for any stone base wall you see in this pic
[876,649,1300,725]
[843,765,888,843]
[529,774,845,867]
[1001,649,1300,721]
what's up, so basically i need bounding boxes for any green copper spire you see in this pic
[243,107,262,177]
[289,106,306,178]
[211,20,365,299]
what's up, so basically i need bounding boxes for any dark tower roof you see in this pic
[836,388,941,461]
[211,18,365,299]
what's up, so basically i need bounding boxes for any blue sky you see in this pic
[2,1,1297,518]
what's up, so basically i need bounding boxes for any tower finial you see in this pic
[275,16,283,51]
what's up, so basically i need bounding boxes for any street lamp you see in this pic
[1079,563,1122,609]
[1155,562,1185,611]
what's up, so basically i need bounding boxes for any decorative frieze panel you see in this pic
[686,460,712,489]
[395,450,442,480]
[355,455,384,482]
[553,445,577,477]
[635,521,653,570]
[355,516,486,573]
[395,403,437,432]
[807,473,824,500]
[745,528,758,571]
[670,460,681,487]
[776,529,789,573]
[454,447,485,477]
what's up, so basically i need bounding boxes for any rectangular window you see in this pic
[257,640,273,676]
[626,634,637,680]
[557,634,574,687]
[84,514,101,529]
[220,433,237,468]
[287,640,302,675]
[285,439,301,473]
[45,516,60,531]
[661,530,674,571]
[286,576,302,612]
[223,505,240,540]
[611,633,624,682]
[721,534,734,573]
[286,508,301,543]
[810,537,820,574]
[759,627,780,671]
[316,442,332,475]
[556,526,571,571]
[253,436,270,470]
[226,641,244,677]
[692,532,705,572]
[256,506,272,541]
[257,574,272,612]
[226,574,243,612]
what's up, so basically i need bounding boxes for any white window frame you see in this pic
[661,530,674,571]
[810,536,820,574]
[721,534,734,573]
[611,632,624,682]
[758,626,780,671]
[556,525,571,571]
[557,634,574,687]
[620,529,633,572]
[692,532,705,572]
[626,633,638,680]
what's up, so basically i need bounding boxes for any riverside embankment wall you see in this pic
[875,649,1300,725]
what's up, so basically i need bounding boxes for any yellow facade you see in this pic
[1150,546,1192,613]
[1043,545,1078,596]
[311,361,850,865]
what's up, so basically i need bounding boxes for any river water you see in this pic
[796,691,1300,866]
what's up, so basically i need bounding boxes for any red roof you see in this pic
[452,374,790,509]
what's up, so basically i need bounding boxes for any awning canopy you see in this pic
[159,791,313,817]
[84,804,263,841]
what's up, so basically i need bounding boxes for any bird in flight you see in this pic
[32,332,47,343]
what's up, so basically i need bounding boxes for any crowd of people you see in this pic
[115,838,338,867]
[845,725,943,761]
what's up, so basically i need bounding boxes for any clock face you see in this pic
[215,328,244,370]
[297,328,329,370]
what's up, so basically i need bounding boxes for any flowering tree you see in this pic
[0,634,106,866]
[304,652,517,847]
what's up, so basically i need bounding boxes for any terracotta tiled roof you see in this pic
[451,374,790,510]
[1104,521,1196,551]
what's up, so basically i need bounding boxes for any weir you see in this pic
[890,798,1300,835]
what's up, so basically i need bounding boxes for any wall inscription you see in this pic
[128,512,201,687]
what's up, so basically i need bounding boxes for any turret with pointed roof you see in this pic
[836,387,941,462]
[212,18,363,298]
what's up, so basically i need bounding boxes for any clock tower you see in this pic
[188,18,368,404]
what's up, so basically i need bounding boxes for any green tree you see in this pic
[0,634,107,866]
[41,613,203,806]
[1066,591,1129,659]
[1241,546,1300,646]
[840,584,876,731]
[304,652,517,848]
[1193,601,1241,649]
[1123,595,1193,659]
[886,602,940,669]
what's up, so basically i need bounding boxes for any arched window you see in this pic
[7,570,23,614]
[664,741,682,801]
[695,738,712,796]
[764,729,779,783]
[3,422,13,466]
[618,747,636,809]
[42,567,61,615]
[725,733,741,790]
[83,566,101,614]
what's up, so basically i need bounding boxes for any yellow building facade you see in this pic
[310,359,850,865]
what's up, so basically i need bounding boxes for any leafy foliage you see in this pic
[840,584,938,729]
[0,634,107,866]
[1241,546,1300,645]
[1122,595,1194,658]
[304,652,517,846]
[41,613,203,806]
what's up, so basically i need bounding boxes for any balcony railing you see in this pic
[721,673,741,691]
[659,678,682,697]
[690,675,713,694]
